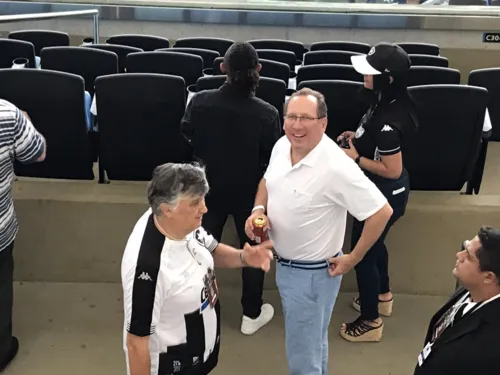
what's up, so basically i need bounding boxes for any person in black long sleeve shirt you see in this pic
[181,42,281,335]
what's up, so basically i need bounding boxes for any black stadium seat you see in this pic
[40,47,118,95]
[409,54,449,67]
[126,51,203,88]
[297,64,362,86]
[256,49,297,72]
[248,39,306,64]
[405,84,487,192]
[95,73,190,181]
[303,50,361,66]
[407,66,460,86]
[0,38,37,69]
[397,42,440,56]
[310,41,370,54]
[298,80,368,140]
[165,47,220,70]
[0,69,94,180]
[86,44,143,73]
[174,37,234,56]
[9,30,69,56]
[106,34,170,51]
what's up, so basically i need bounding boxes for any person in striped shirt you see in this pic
[0,99,46,372]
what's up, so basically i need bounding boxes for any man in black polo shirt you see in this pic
[181,42,280,335]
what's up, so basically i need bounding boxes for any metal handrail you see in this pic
[0,9,99,44]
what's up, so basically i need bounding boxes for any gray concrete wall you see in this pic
[12,179,500,296]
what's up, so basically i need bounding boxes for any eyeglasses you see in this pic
[283,114,323,123]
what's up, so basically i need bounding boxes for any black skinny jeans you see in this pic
[202,190,264,319]
[352,170,410,321]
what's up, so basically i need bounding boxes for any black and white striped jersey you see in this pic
[0,100,45,252]
[121,208,221,375]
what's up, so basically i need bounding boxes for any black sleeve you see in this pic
[259,110,281,172]
[180,95,195,144]
[376,123,402,156]
[127,221,165,337]
[127,263,162,337]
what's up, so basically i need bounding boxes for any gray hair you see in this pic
[284,87,328,119]
[147,162,209,216]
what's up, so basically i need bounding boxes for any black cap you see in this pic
[223,42,259,71]
[351,42,410,76]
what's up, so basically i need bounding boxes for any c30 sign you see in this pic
[483,32,500,43]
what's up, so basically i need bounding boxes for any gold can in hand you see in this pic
[252,215,267,244]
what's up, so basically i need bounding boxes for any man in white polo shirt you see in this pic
[245,88,393,375]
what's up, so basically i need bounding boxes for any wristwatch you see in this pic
[355,155,361,165]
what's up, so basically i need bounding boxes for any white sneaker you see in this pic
[240,303,274,335]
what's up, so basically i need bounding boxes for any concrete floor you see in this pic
[5,282,447,375]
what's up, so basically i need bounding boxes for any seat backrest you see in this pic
[174,37,234,56]
[297,64,362,86]
[40,47,118,95]
[409,54,448,67]
[256,77,287,124]
[165,47,220,69]
[259,59,290,85]
[212,57,225,75]
[397,42,440,56]
[86,44,143,73]
[95,73,189,181]
[256,49,296,71]
[9,30,69,56]
[469,68,500,141]
[310,41,371,54]
[248,39,306,62]
[407,66,461,87]
[196,75,226,92]
[405,84,487,191]
[0,38,36,68]
[0,69,93,179]
[126,51,203,87]
[303,50,361,65]
[297,80,367,139]
[106,34,170,51]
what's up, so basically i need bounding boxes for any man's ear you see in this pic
[321,117,328,131]
[220,62,226,74]
[256,63,262,73]
[484,271,498,285]
[160,203,173,218]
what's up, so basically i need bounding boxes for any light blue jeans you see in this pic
[276,258,343,375]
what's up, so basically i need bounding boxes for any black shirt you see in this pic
[181,83,281,197]
[354,102,404,162]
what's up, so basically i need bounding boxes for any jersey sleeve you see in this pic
[376,124,402,156]
[13,107,45,164]
[194,226,219,252]
[123,222,167,338]
[326,154,388,222]
[124,260,165,337]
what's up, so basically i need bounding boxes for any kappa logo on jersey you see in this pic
[138,272,153,281]
[381,125,393,132]
[194,229,206,246]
